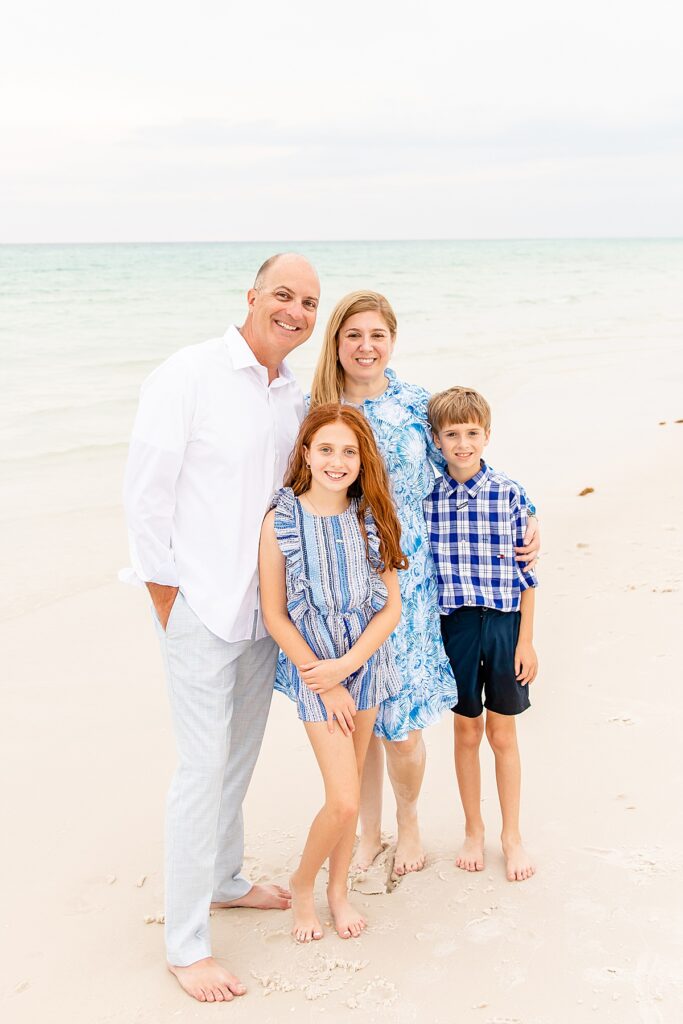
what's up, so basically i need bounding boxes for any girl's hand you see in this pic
[515,516,540,572]
[299,658,350,693]
[514,640,538,685]
[320,685,357,736]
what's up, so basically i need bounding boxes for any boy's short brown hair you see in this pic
[427,386,491,433]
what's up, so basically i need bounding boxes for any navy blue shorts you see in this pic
[440,607,531,718]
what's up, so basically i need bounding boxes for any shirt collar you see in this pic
[368,366,401,403]
[442,460,490,497]
[224,325,296,384]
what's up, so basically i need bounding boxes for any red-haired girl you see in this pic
[259,404,407,943]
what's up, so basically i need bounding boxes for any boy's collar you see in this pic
[443,460,489,497]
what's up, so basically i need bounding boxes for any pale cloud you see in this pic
[2,0,682,240]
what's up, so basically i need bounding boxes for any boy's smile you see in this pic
[433,420,490,483]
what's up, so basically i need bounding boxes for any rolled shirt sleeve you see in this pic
[510,488,539,591]
[120,353,198,587]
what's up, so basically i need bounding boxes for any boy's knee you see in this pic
[485,718,516,753]
[454,715,484,748]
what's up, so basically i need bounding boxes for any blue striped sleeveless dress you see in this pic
[271,487,402,722]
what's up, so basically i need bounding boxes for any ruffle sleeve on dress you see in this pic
[271,487,311,623]
[363,506,390,613]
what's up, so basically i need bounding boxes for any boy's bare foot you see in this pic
[210,882,291,911]
[168,957,246,1002]
[350,836,385,873]
[455,831,485,872]
[502,835,535,881]
[289,873,323,943]
[327,887,367,938]
[393,818,425,875]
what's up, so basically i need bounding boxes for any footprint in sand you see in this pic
[346,977,397,1010]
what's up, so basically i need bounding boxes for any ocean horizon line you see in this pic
[1,235,682,247]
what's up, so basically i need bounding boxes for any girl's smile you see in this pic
[303,422,361,511]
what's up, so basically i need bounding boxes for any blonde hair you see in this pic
[309,291,397,407]
[427,387,492,433]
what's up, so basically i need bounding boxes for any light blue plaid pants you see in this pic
[154,592,277,966]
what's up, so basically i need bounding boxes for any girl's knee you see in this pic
[326,797,359,826]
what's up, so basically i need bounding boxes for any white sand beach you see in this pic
[2,318,682,1024]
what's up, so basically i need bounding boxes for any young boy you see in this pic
[424,386,538,882]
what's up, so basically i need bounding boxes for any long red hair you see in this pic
[284,404,408,572]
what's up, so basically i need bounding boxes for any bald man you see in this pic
[122,254,321,1001]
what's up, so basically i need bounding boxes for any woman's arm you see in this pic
[299,568,401,692]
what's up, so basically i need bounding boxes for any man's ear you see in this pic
[246,287,257,309]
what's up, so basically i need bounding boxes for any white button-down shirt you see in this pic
[120,325,304,642]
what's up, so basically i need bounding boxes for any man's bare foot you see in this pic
[502,836,535,882]
[211,882,291,911]
[168,957,246,1003]
[393,817,425,875]
[327,887,366,939]
[350,835,385,874]
[289,873,323,943]
[455,831,485,872]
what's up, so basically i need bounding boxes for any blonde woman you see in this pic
[306,292,540,875]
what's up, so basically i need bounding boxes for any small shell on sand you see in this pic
[576,542,589,548]
[106,874,117,885]
[136,875,146,888]
[143,913,165,924]
[578,487,595,496]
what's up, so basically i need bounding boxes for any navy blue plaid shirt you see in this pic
[423,461,538,613]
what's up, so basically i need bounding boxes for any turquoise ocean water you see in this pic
[1,239,682,618]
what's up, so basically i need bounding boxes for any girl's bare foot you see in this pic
[393,816,425,875]
[327,887,367,938]
[168,957,246,1002]
[350,835,385,874]
[289,873,323,943]
[211,882,291,910]
[455,831,485,872]
[502,835,535,881]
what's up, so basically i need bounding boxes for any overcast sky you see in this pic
[2,0,682,242]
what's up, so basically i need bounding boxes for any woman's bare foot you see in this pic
[502,835,535,881]
[168,957,246,1002]
[289,873,323,943]
[210,882,291,911]
[350,835,385,874]
[455,831,485,872]
[327,887,367,938]
[393,817,425,875]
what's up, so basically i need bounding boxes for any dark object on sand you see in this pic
[578,487,594,497]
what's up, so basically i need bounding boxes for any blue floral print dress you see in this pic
[342,368,458,740]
